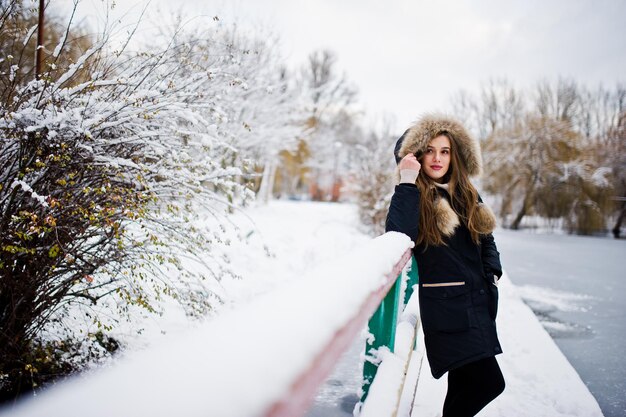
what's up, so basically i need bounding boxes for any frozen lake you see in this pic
[495,229,626,417]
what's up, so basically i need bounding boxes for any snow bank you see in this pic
[8,231,413,417]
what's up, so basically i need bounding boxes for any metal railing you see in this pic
[359,255,421,416]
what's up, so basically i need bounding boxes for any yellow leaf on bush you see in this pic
[48,245,60,258]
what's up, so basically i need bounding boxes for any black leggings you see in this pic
[442,356,505,417]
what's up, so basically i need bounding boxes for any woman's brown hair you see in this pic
[415,132,482,246]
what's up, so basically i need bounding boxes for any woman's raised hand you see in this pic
[399,153,421,173]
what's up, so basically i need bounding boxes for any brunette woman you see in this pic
[386,114,505,417]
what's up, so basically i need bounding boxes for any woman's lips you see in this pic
[431,165,443,170]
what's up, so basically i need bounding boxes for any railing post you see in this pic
[361,256,419,403]
[361,275,402,401]
[403,256,419,306]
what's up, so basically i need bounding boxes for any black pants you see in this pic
[442,356,505,417]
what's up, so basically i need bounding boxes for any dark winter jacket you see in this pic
[386,114,503,379]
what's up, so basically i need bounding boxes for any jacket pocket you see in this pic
[419,282,471,333]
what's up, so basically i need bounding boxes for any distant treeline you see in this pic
[450,79,625,236]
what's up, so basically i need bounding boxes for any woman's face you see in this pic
[422,134,451,183]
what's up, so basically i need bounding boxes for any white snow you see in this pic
[5,201,605,417]
[515,284,594,313]
[53,30,68,58]
[591,167,612,188]
[359,288,421,417]
[10,179,49,207]
[23,25,38,46]
[359,347,406,417]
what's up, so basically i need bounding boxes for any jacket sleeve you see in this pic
[385,183,420,241]
[477,194,502,278]
[480,232,502,278]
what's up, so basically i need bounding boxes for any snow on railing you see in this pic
[10,232,414,417]
[359,256,422,417]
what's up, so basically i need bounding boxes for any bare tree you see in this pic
[0,0,92,105]
[606,109,626,237]
[449,78,623,235]
[483,116,581,229]
[533,78,581,123]
[477,78,525,140]
[299,49,360,201]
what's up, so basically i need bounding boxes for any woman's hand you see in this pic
[398,153,421,184]
[399,153,421,172]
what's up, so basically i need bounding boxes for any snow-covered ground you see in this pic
[4,201,610,417]
[85,200,373,353]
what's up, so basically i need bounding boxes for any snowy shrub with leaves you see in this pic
[0,2,303,401]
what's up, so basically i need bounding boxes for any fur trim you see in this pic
[397,114,482,176]
[474,202,497,234]
[435,197,460,237]
[434,198,497,237]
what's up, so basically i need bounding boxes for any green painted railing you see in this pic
[361,255,419,402]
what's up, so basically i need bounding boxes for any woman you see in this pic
[386,114,505,417]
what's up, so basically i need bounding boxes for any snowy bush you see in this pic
[350,123,397,236]
[176,26,306,202]
[0,4,304,401]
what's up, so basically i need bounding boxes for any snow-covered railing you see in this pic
[359,256,422,417]
[11,232,415,417]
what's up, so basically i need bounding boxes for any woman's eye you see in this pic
[426,149,433,154]
[443,150,449,154]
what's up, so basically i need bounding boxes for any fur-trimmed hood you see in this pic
[391,114,496,236]
[395,114,483,177]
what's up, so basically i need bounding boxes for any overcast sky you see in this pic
[57,0,626,132]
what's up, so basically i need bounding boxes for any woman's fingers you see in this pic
[399,153,421,172]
